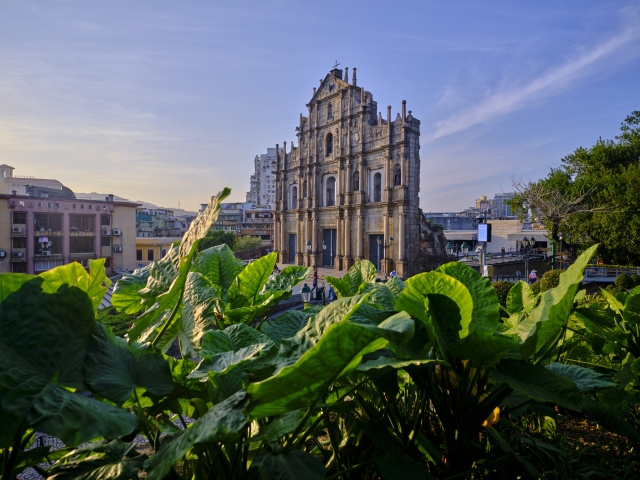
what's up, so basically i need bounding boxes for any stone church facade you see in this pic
[273,67,421,277]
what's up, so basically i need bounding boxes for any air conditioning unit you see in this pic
[12,226,23,233]
[112,228,122,236]
[70,227,79,232]
[41,251,51,256]
[102,229,111,236]
[12,251,24,258]
[113,245,123,253]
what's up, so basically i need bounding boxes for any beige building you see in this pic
[135,237,182,268]
[273,67,421,277]
[0,166,139,275]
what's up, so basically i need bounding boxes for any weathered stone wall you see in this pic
[409,210,449,275]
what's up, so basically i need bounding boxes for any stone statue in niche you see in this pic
[335,128,340,148]
[394,166,401,186]
[317,136,323,158]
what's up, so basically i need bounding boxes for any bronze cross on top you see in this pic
[332,61,340,70]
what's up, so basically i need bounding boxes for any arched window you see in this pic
[291,186,298,209]
[326,177,336,206]
[393,164,401,186]
[303,180,307,198]
[374,172,382,202]
[327,102,333,120]
[353,171,360,191]
[326,133,333,156]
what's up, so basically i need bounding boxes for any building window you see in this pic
[34,213,63,232]
[136,249,143,261]
[70,236,94,254]
[72,204,76,209]
[80,204,84,210]
[374,172,382,202]
[353,171,359,192]
[303,180,307,198]
[70,214,95,233]
[326,176,336,206]
[54,202,60,208]
[47,202,52,208]
[12,212,26,224]
[88,205,92,210]
[161,249,167,258]
[327,102,333,120]
[326,133,333,156]
[37,202,42,207]
[12,237,26,248]
[101,215,111,226]
[34,259,63,272]
[393,164,401,186]
[101,236,111,247]
[104,257,111,268]
[147,249,154,261]
[291,186,298,209]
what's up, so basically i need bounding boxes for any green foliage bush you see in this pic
[632,274,640,287]
[614,273,635,290]
[1,189,638,480]
[606,284,625,295]
[539,269,566,293]
[531,280,541,295]
[232,235,262,252]
[197,229,236,252]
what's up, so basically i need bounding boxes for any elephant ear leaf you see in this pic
[345,260,377,292]
[264,266,311,294]
[227,252,278,309]
[0,275,136,446]
[257,449,325,480]
[85,323,173,404]
[506,281,536,315]
[518,245,598,359]
[180,188,231,258]
[192,243,244,293]
[325,276,352,298]
[111,264,152,315]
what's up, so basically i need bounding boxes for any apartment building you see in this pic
[237,208,274,247]
[136,208,182,237]
[246,148,280,208]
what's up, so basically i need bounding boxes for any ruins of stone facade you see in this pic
[273,67,421,277]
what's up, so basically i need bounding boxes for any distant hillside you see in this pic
[75,192,198,217]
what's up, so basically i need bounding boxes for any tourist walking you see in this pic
[528,269,538,284]
[312,266,318,293]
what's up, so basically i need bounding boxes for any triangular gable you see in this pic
[309,73,353,103]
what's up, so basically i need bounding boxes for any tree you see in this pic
[197,229,236,252]
[508,111,640,265]
[232,235,262,251]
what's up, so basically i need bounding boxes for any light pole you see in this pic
[376,236,382,272]
[322,240,327,266]
[306,240,311,267]
[558,232,564,269]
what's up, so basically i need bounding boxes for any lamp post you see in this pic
[558,232,564,269]
[376,236,382,272]
[322,240,327,266]
[385,237,393,276]
[301,283,312,303]
[522,237,535,282]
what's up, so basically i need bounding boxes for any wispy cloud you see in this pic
[426,18,640,142]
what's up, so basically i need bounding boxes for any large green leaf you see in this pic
[376,454,434,480]
[246,312,414,418]
[48,440,144,480]
[144,390,249,480]
[344,259,378,293]
[138,243,181,303]
[623,285,640,324]
[111,265,152,315]
[506,281,536,315]
[0,278,137,446]
[202,323,273,353]
[257,449,325,480]
[250,409,307,443]
[359,283,397,310]
[545,362,616,392]
[192,243,244,293]
[397,272,473,337]
[177,271,221,355]
[84,324,173,403]
[518,245,598,359]
[582,396,640,440]
[40,259,111,314]
[227,252,278,309]
[260,310,312,343]
[324,276,352,298]
[264,265,311,294]
[179,188,231,258]
[435,261,500,333]
[490,359,582,410]
[448,332,520,367]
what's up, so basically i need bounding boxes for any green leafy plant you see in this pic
[539,268,565,293]
[615,273,635,290]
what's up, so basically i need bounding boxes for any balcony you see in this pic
[34,253,63,260]
[35,230,62,237]
[70,252,97,259]
[69,229,95,236]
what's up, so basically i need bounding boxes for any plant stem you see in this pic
[3,432,22,480]
[151,293,183,348]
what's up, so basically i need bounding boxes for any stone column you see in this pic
[304,214,310,266]
[312,215,318,267]
[344,213,351,266]
[383,213,389,273]
[356,213,363,260]
[274,218,280,252]
[296,213,302,265]
[399,213,405,260]
[281,219,286,263]
[336,214,342,269]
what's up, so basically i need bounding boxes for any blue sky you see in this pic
[1,1,639,212]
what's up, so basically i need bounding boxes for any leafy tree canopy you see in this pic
[508,111,640,265]
[197,230,237,252]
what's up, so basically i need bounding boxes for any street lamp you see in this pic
[306,241,311,253]
[377,236,382,272]
[558,232,564,268]
[301,283,312,303]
